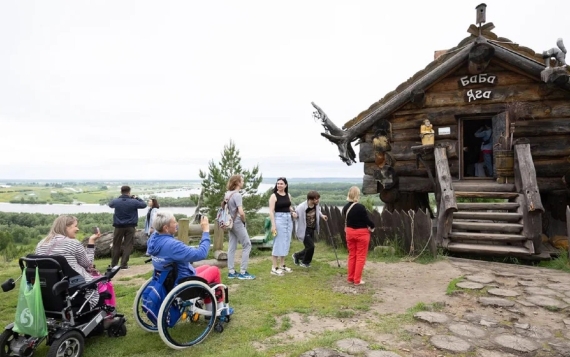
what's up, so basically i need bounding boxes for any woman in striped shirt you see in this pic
[35,215,102,308]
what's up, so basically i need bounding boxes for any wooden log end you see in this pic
[214,250,228,261]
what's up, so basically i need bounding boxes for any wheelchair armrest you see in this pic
[52,280,69,297]
[78,275,107,291]
[104,265,121,280]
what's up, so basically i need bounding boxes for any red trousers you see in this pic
[345,227,370,284]
[195,265,222,303]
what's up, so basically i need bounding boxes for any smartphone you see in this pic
[92,227,100,234]
[196,213,202,221]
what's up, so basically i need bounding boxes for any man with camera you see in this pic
[109,185,147,269]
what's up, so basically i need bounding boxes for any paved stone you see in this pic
[514,323,530,329]
[517,280,541,287]
[548,341,570,357]
[475,349,518,357]
[518,326,553,339]
[300,348,352,357]
[480,319,498,327]
[546,283,570,292]
[494,271,517,277]
[430,335,471,353]
[456,281,484,290]
[562,298,570,305]
[448,323,486,339]
[465,274,494,284]
[493,334,540,352]
[336,338,369,354]
[516,300,536,307]
[563,319,570,326]
[365,351,402,357]
[478,297,515,307]
[487,288,520,297]
[525,295,567,309]
[413,311,449,324]
[524,287,560,296]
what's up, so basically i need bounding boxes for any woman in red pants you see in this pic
[342,186,375,285]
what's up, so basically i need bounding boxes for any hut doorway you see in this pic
[460,117,493,179]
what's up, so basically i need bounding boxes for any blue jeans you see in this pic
[483,152,493,177]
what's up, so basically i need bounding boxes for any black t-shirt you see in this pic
[342,202,375,229]
[305,206,316,229]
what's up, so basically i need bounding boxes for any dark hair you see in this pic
[273,177,289,194]
[307,191,320,200]
[121,185,131,194]
[151,198,160,208]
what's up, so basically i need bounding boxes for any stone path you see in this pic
[299,257,570,357]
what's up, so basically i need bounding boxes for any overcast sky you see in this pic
[1,1,568,180]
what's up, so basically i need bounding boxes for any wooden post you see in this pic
[177,218,189,244]
[566,206,570,260]
[434,146,457,246]
[213,224,227,260]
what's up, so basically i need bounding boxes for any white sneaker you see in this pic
[281,265,293,273]
[271,267,284,276]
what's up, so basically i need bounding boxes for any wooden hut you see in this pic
[313,5,570,257]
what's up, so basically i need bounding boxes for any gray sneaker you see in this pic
[299,263,310,268]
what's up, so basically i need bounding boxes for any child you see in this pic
[292,191,328,268]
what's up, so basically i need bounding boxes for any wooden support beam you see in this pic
[435,147,457,242]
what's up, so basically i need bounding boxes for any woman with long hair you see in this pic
[268,177,297,276]
[35,215,102,307]
[223,174,255,280]
[342,186,375,286]
[144,198,160,237]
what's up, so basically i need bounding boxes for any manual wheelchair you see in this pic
[133,260,233,350]
[0,255,126,357]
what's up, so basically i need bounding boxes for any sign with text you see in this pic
[459,73,497,103]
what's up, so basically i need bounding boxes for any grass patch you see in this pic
[446,276,465,295]
[538,249,570,272]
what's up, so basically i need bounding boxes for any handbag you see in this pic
[13,267,48,337]
[90,269,116,307]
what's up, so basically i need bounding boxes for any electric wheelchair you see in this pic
[133,259,233,350]
[0,255,126,357]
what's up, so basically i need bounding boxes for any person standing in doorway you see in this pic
[475,124,493,177]
[108,185,147,269]
[268,177,297,276]
[292,191,327,268]
[225,174,255,280]
[342,186,375,286]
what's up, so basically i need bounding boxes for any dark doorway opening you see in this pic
[463,118,492,178]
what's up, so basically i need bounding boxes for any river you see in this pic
[0,202,383,216]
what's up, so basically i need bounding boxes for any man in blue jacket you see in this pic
[109,185,147,269]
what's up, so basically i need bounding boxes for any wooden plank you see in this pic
[533,158,570,176]
[524,135,570,158]
[429,71,536,92]
[414,209,437,257]
[456,202,520,210]
[393,99,570,118]
[453,181,515,192]
[435,147,457,240]
[453,212,522,222]
[402,210,413,254]
[364,160,459,177]
[391,114,457,131]
[448,232,527,241]
[567,206,570,260]
[537,177,567,192]
[358,140,459,162]
[455,191,519,199]
[513,118,570,137]
[446,242,531,255]
[362,175,435,194]
[452,221,523,233]
[420,84,570,109]
[392,125,458,142]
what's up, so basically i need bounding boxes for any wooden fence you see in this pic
[316,205,436,256]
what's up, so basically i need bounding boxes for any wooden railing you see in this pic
[434,145,457,247]
[514,143,544,254]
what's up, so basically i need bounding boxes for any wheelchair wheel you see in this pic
[0,329,16,357]
[158,280,217,350]
[133,278,158,332]
[47,330,84,357]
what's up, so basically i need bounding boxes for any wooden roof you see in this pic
[342,23,566,132]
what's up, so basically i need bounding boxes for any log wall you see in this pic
[360,59,570,195]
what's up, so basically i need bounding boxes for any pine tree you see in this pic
[199,141,268,220]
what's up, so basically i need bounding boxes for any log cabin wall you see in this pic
[361,60,570,195]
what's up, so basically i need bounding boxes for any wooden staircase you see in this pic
[434,143,544,257]
[443,182,535,255]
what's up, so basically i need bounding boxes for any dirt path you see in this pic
[116,256,570,356]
